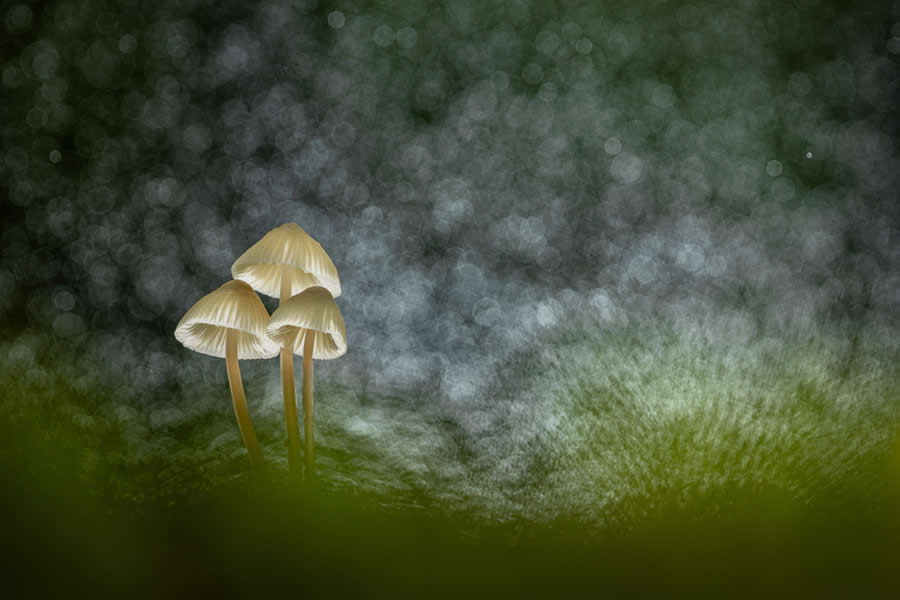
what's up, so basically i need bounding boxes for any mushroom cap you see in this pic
[174,280,280,360]
[231,223,341,299]
[266,286,347,360]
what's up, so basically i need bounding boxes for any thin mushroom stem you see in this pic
[302,329,315,475]
[280,272,302,472]
[226,328,265,468]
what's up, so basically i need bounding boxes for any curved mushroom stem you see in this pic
[302,329,315,476]
[226,328,265,468]
[280,273,302,473]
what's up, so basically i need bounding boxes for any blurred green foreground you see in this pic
[2,331,899,598]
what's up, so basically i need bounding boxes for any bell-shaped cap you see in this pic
[231,223,341,299]
[175,280,280,360]
[266,286,347,360]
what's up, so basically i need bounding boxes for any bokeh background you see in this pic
[2,0,900,595]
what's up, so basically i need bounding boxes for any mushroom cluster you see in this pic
[174,223,347,476]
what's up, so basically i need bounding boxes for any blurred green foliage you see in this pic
[3,327,899,597]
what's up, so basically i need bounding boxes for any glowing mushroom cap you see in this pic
[231,223,341,299]
[175,280,280,360]
[266,286,347,360]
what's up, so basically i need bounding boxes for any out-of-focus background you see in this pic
[2,0,899,595]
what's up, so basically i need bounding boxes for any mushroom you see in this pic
[174,280,279,468]
[266,286,347,474]
[231,223,341,472]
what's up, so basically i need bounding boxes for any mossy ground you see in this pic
[2,324,899,597]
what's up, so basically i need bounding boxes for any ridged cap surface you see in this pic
[266,286,347,360]
[231,223,341,299]
[174,280,279,359]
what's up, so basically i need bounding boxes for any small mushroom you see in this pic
[174,280,278,468]
[232,223,341,472]
[266,286,347,474]
[231,222,341,299]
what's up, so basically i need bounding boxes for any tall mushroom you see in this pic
[266,286,347,474]
[231,223,341,472]
[174,280,279,468]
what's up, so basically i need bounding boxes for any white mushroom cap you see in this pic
[175,280,280,360]
[231,223,341,299]
[266,286,347,360]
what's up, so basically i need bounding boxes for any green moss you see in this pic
[2,321,899,595]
